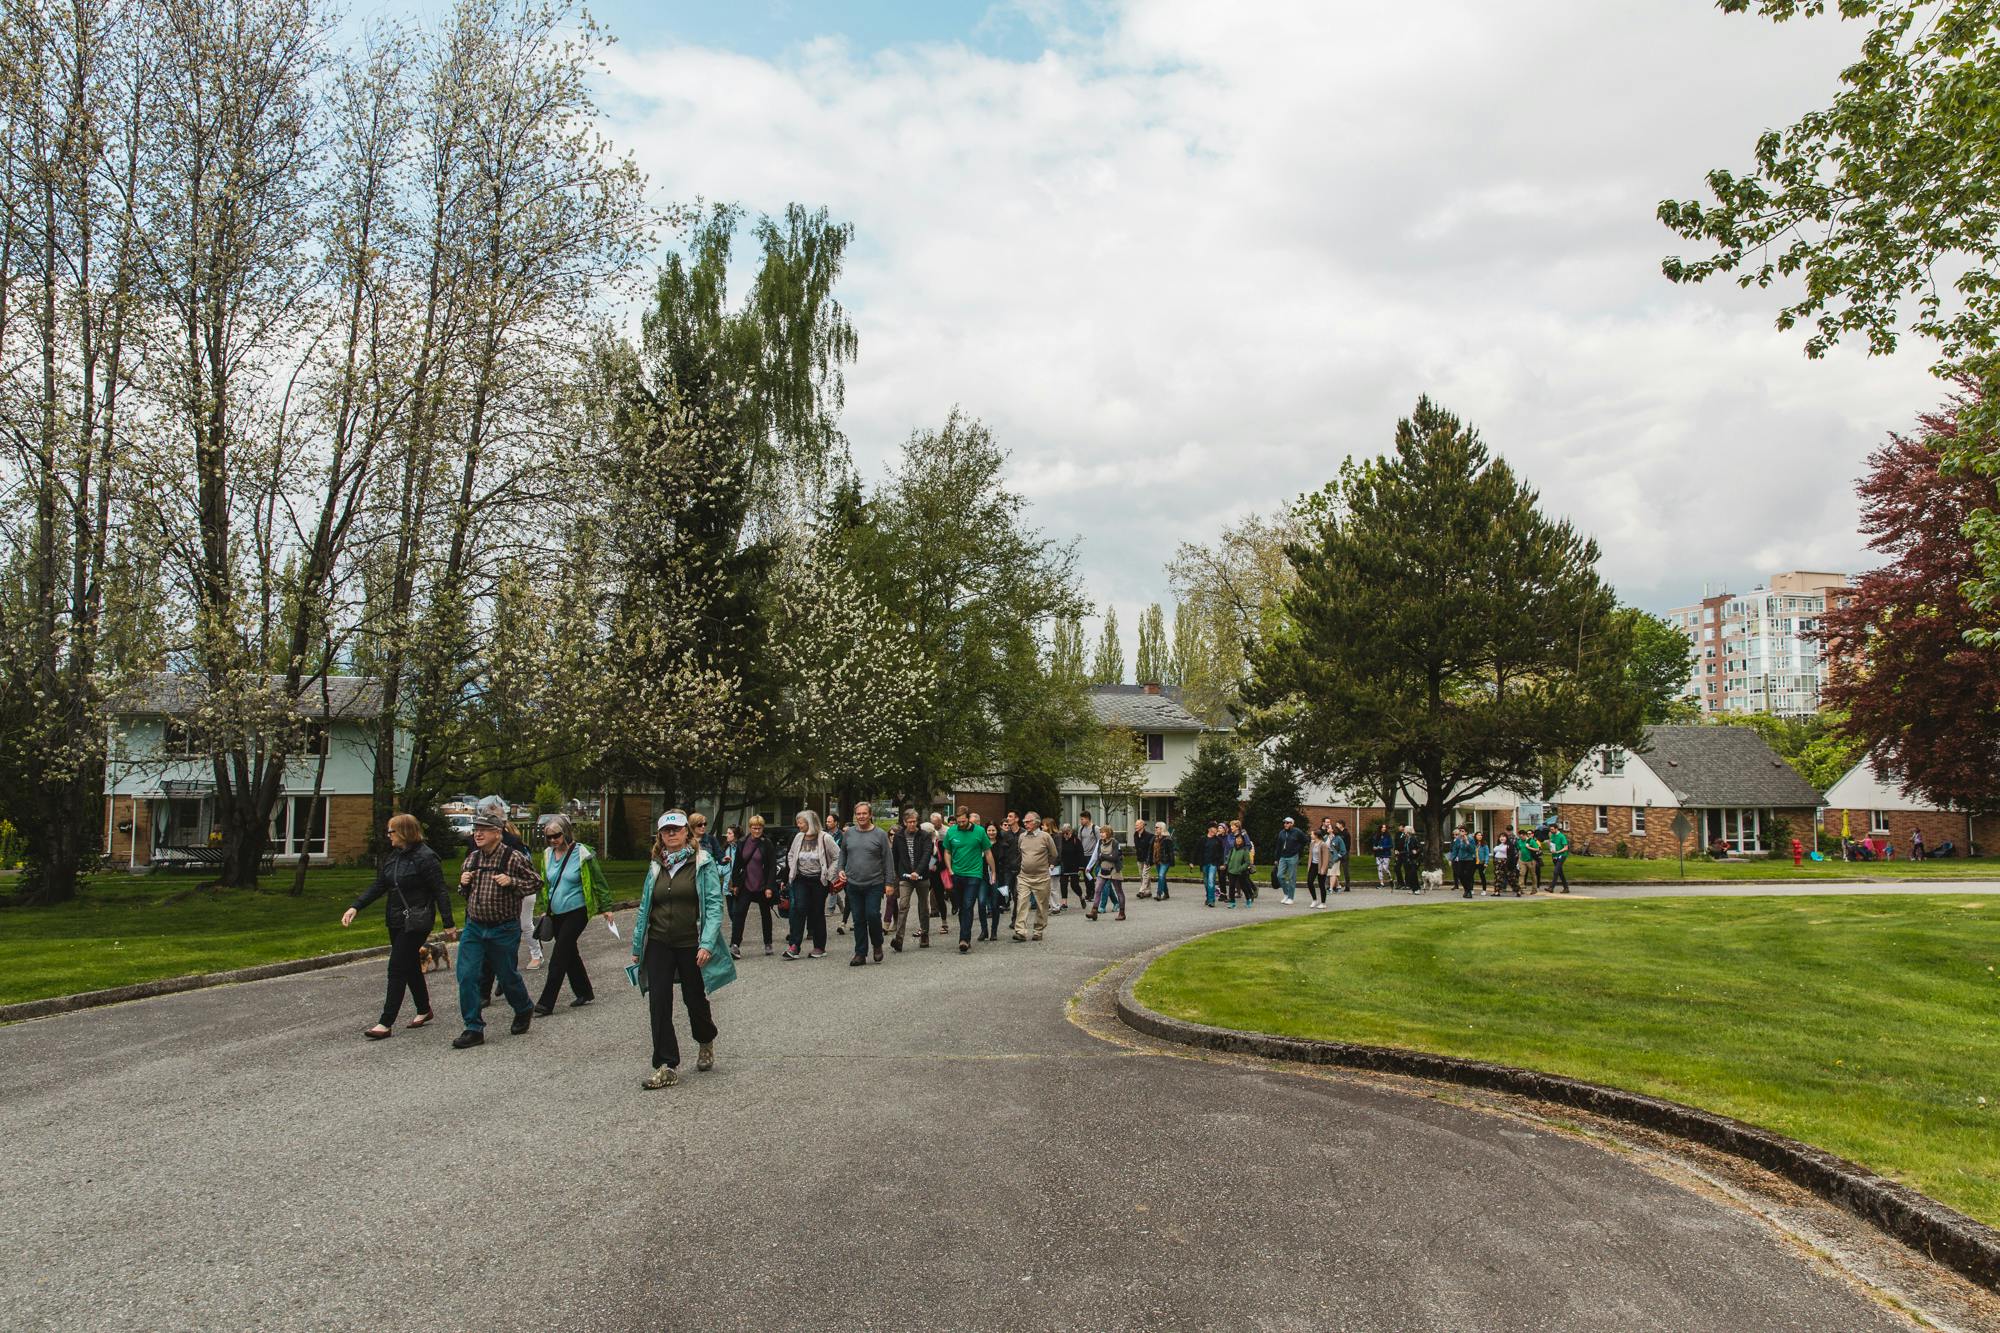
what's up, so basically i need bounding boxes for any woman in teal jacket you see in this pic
[532,812,616,1015]
[629,809,736,1090]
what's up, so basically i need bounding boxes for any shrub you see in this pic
[1614,840,1629,858]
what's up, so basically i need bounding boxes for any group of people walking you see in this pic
[342,795,1583,1088]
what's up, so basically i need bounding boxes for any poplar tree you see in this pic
[1090,607,1123,684]
[1134,604,1168,684]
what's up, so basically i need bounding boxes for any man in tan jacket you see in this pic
[1011,810,1059,942]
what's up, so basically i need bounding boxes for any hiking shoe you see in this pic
[730,944,742,960]
[510,1011,532,1036]
[850,955,866,967]
[890,937,903,952]
[873,947,883,963]
[642,1065,678,1090]
[452,1030,483,1049]
[697,1042,715,1072]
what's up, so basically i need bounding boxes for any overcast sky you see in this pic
[560,0,1942,661]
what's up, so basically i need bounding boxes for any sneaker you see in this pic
[697,1042,715,1072]
[890,937,903,952]
[809,949,825,959]
[918,937,930,949]
[525,956,542,970]
[642,1065,678,1090]
[1282,897,1295,905]
[783,946,800,960]
[764,945,775,955]
[730,944,742,960]
[510,1011,532,1036]
[452,1030,483,1049]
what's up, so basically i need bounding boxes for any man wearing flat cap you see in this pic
[452,807,543,1048]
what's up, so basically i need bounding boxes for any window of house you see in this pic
[1595,805,1609,834]
[1597,747,1625,777]
[1632,807,1646,835]
[270,796,329,858]
[1869,810,1892,835]
[162,719,201,757]
[296,722,330,757]
[1146,733,1164,763]
[1703,808,1765,854]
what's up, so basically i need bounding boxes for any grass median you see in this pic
[1135,894,2000,1227]
[0,857,656,1009]
[1562,855,2000,883]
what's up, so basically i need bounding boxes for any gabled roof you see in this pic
[1636,725,1823,808]
[1087,684,1207,732]
[113,673,385,720]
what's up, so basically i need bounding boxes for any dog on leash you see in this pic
[416,933,454,973]
[1418,869,1445,894]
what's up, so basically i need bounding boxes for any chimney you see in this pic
[1141,681,1163,695]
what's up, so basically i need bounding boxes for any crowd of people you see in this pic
[339,797,1580,1087]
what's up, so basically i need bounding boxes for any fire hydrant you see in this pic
[1791,837,1804,868]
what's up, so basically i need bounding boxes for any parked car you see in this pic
[446,812,475,844]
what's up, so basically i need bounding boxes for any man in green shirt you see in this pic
[1518,829,1543,892]
[940,808,996,954]
[1547,825,1571,893]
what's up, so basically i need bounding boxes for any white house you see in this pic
[1554,725,1823,856]
[103,675,407,869]
[1820,758,1987,854]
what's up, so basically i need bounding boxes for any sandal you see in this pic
[408,1011,434,1028]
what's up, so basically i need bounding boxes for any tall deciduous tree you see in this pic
[1620,607,1699,723]
[1166,600,1201,689]
[1134,603,1167,684]
[1167,513,1290,724]
[1049,614,1086,682]
[1090,607,1123,684]
[1243,397,1644,867]
[1819,392,2000,811]
[1658,0,2000,618]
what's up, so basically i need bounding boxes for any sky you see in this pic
[538,1,1940,654]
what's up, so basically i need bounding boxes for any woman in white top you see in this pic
[782,810,842,960]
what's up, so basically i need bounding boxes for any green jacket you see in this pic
[535,841,613,917]
[627,849,735,996]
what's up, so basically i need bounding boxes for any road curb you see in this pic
[1113,941,2000,1295]
[0,897,648,1025]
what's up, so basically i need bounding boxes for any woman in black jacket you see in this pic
[729,813,779,959]
[341,812,454,1039]
[1058,825,1085,913]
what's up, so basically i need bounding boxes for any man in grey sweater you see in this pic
[843,801,893,966]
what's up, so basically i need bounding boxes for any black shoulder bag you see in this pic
[534,846,576,942]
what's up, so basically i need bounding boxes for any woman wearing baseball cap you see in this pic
[629,809,736,1089]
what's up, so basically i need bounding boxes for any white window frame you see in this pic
[1597,747,1625,777]
[270,795,330,858]
[1595,805,1609,834]
[1631,807,1646,835]
[1869,810,1892,836]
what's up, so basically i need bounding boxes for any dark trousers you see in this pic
[644,941,717,1070]
[955,877,982,943]
[785,877,828,952]
[381,927,433,1026]
[1059,870,1082,903]
[1454,861,1476,896]
[537,907,593,1008]
[1550,856,1570,891]
[931,874,952,923]
[730,891,774,948]
[850,885,885,957]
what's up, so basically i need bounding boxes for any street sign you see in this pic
[1671,811,1693,877]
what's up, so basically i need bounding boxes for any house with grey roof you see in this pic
[103,674,407,869]
[951,683,1222,830]
[1554,724,1823,857]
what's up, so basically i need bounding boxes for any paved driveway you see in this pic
[5,884,1965,1331]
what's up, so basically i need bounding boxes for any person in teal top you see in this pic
[531,813,616,1015]
[940,809,995,953]
[630,809,734,1089]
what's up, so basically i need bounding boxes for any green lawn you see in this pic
[1563,855,2000,883]
[0,858,655,1009]
[1136,895,2000,1226]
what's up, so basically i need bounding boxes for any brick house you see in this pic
[1555,725,1821,858]
[103,675,405,869]
[1298,781,1536,845]
[1820,758,1993,856]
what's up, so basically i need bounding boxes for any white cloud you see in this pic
[598,0,1942,645]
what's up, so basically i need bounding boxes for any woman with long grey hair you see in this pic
[781,809,841,960]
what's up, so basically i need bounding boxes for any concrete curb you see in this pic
[0,897,648,1026]
[1113,942,2000,1295]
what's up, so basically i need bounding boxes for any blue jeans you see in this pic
[1203,864,1217,904]
[456,918,531,1032]
[1277,855,1299,898]
[978,879,1007,937]
[849,885,884,957]
[1155,864,1170,899]
[955,877,983,944]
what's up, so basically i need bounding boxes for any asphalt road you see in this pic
[3,883,1964,1332]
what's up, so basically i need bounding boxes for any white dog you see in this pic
[1418,868,1445,894]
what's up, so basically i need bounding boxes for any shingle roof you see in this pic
[1637,725,1824,807]
[1086,684,1208,732]
[113,673,385,720]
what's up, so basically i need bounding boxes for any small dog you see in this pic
[1418,869,1446,894]
[416,935,453,973]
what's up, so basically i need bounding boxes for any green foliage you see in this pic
[1167,601,1201,689]
[1659,0,2000,615]
[1134,603,1168,684]
[533,781,564,814]
[1171,734,1245,869]
[1619,607,1697,723]
[1241,762,1307,854]
[1090,607,1124,684]
[1244,397,1646,866]
[1167,515,1291,725]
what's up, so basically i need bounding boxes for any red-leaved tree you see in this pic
[1821,389,2000,813]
